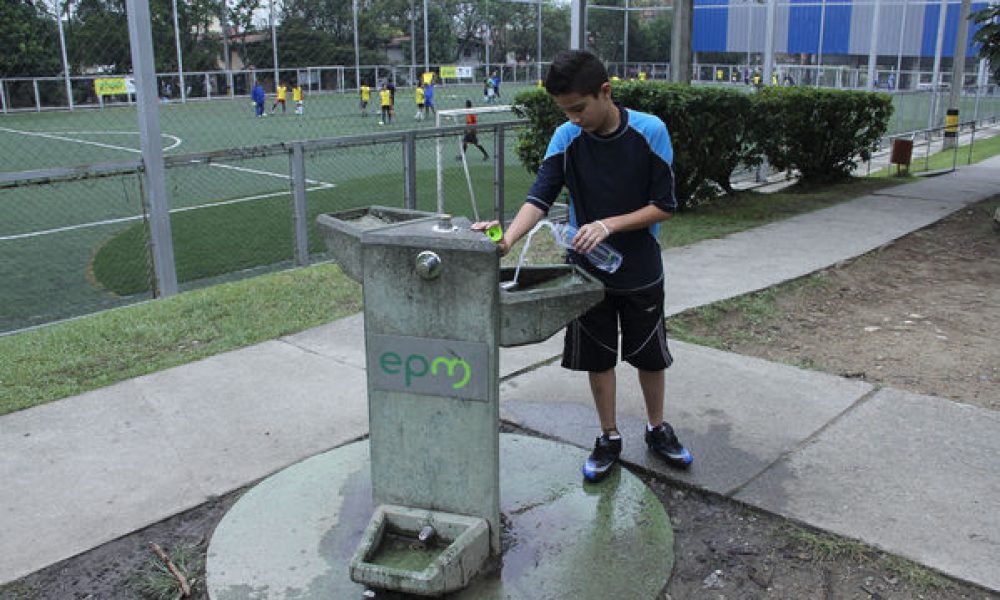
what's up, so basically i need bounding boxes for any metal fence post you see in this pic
[289,143,311,266]
[127,0,178,297]
[403,131,417,210]
[494,125,505,224]
[968,121,976,165]
[2,80,8,114]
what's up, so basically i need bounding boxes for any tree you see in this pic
[67,0,225,75]
[228,0,263,69]
[67,0,132,73]
[0,0,61,78]
[626,8,672,63]
[539,3,571,62]
[972,4,1000,80]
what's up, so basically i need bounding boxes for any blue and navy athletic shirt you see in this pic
[525,103,677,291]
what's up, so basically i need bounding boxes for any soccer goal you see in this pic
[435,104,514,222]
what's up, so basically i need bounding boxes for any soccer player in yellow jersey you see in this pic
[270,82,287,114]
[292,84,303,115]
[414,83,426,121]
[359,84,371,117]
[378,84,392,125]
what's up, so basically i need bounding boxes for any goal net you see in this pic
[435,104,516,222]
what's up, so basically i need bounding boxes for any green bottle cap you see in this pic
[486,224,503,242]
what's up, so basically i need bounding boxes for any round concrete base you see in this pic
[207,434,674,599]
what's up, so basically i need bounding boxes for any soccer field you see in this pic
[0,82,535,171]
[3,84,997,333]
[0,83,539,333]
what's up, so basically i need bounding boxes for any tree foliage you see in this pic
[586,1,672,67]
[1,0,61,77]
[3,0,600,79]
[513,84,893,206]
[972,4,1000,80]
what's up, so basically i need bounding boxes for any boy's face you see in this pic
[552,82,616,135]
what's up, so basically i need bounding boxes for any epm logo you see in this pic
[369,334,489,401]
[378,351,470,389]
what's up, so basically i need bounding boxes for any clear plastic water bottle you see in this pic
[551,222,623,273]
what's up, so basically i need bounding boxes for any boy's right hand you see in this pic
[471,221,510,256]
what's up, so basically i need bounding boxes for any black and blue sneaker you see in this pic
[645,422,693,469]
[582,434,622,482]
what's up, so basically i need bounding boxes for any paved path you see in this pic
[2,159,999,592]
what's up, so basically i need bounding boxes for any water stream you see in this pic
[503,219,558,291]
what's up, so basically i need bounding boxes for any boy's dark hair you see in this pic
[544,50,609,97]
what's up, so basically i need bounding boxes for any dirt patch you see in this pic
[4,199,1000,600]
[670,197,1000,411]
[3,461,996,600]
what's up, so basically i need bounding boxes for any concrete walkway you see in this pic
[2,159,999,592]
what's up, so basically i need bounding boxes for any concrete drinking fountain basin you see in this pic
[317,208,604,348]
[498,265,603,347]
[316,206,440,282]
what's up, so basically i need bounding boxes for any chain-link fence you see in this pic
[0,119,529,334]
[0,166,151,332]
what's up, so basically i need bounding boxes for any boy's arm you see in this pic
[572,204,673,254]
[498,203,546,256]
[470,203,545,257]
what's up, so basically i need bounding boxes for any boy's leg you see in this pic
[563,298,622,482]
[638,364,692,469]
[637,368,664,426]
[583,368,620,482]
[588,368,617,432]
[621,285,691,468]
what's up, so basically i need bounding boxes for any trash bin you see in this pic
[890,138,914,175]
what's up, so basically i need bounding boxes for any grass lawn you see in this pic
[870,126,1000,177]
[1,176,905,417]
[0,264,361,415]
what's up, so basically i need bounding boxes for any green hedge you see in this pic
[750,87,893,182]
[512,83,892,207]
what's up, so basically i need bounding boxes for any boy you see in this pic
[424,79,436,116]
[358,84,372,117]
[378,84,392,125]
[483,77,495,103]
[472,50,692,482]
[270,82,287,114]
[293,83,304,115]
[491,71,501,98]
[460,99,488,160]
[414,82,425,121]
[251,81,266,118]
[359,82,371,117]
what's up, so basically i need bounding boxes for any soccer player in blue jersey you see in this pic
[473,49,692,482]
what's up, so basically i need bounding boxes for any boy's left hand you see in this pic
[574,221,611,253]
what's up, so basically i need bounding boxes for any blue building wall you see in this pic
[692,0,987,57]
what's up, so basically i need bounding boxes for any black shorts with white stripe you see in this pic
[561,281,673,372]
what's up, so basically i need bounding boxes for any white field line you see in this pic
[0,126,335,185]
[46,131,184,151]
[1,126,338,240]
[0,183,334,241]
[0,126,181,153]
[194,160,333,185]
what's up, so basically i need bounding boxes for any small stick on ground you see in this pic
[149,542,192,597]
